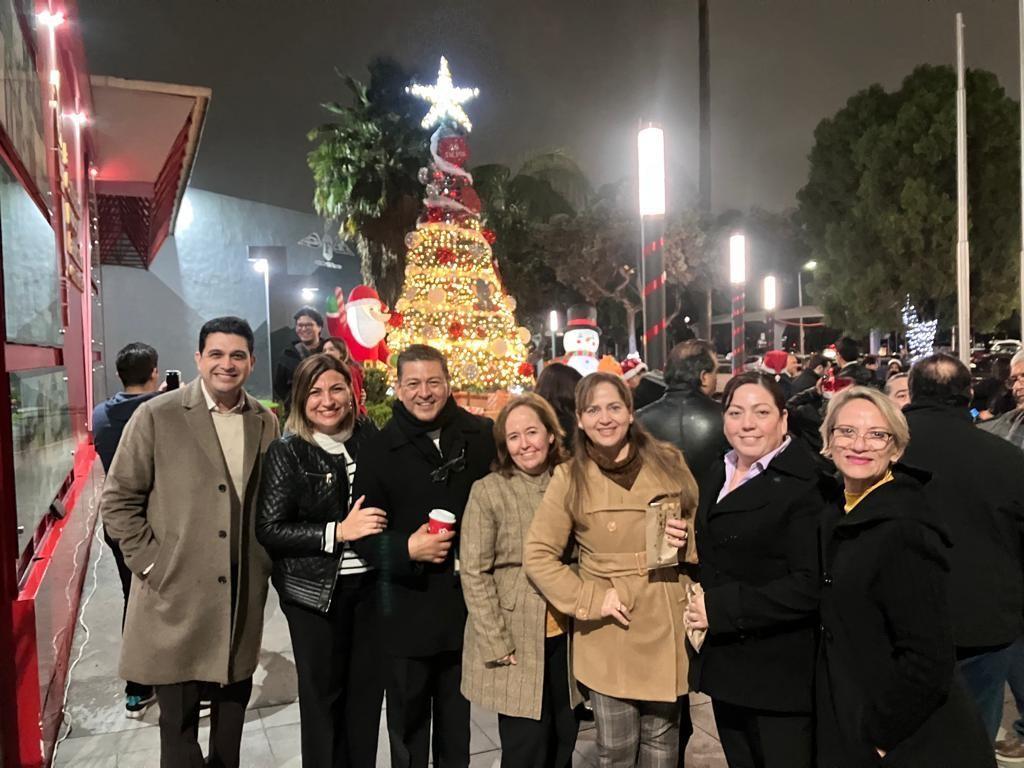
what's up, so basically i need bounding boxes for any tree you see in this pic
[307,58,430,305]
[797,64,1020,333]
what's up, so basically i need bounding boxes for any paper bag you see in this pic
[646,493,683,570]
[684,582,707,652]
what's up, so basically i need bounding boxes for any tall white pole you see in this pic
[955,13,971,364]
[1019,0,1024,339]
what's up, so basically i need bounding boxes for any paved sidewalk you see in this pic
[54,529,727,767]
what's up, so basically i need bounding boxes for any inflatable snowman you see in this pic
[563,304,601,377]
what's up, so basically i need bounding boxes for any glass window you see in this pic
[11,368,75,555]
[2,163,62,344]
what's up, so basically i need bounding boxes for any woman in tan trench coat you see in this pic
[525,373,698,768]
[461,393,580,768]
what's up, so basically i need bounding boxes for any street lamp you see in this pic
[301,287,318,303]
[797,260,817,354]
[638,123,667,370]
[729,234,746,374]
[548,309,559,361]
[763,275,777,350]
[247,252,273,396]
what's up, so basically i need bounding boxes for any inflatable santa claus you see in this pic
[324,285,393,366]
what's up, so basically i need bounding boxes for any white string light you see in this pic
[901,295,938,362]
[407,56,479,132]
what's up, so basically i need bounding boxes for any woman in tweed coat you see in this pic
[461,394,581,768]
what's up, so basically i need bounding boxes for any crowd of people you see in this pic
[91,312,1024,768]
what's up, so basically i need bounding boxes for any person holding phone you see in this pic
[525,372,698,767]
[684,372,827,768]
[257,353,386,767]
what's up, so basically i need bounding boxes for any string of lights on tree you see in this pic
[389,57,534,391]
[901,295,938,362]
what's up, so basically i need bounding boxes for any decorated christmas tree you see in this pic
[388,57,533,391]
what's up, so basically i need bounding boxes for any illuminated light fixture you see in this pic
[88,166,98,179]
[637,125,666,217]
[729,234,746,284]
[548,310,559,333]
[64,111,87,127]
[37,10,65,27]
[250,258,268,274]
[803,260,817,271]
[407,56,480,131]
[762,275,777,311]
[301,287,317,302]
[49,69,60,86]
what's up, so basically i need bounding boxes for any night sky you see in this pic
[77,0,1022,216]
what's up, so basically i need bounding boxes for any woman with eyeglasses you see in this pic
[525,372,697,767]
[815,386,993,768]
[460,394,580,767]
[256,353,386,767]
[683,372,826,768]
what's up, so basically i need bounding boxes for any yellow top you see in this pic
[844,470,895,514]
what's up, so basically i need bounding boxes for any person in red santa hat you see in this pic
[325,285,394,367]
[761,349,798,400]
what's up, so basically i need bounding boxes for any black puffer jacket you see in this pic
[256,420,377,613]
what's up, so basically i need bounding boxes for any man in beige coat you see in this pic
[102,317,280,768]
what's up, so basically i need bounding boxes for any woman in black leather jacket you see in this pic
[257,353,387,767]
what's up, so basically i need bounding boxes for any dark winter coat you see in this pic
[902,401,1024,648]
[636,385,729,493]
[351,405,496,657]
[272,340,321,405]
[255,420,377,613]
[92,391,159,472]
[816,466,994,768]
[691,439,827,713]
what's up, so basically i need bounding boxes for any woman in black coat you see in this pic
[257,353,387,768]
[684,372,825,768]
[815,386,993,768]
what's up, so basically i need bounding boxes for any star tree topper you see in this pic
[407,56,480,132]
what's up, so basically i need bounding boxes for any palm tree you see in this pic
[307,58,430,305]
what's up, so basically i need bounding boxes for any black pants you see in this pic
[497,634,578,768]
[386,649,470,768]
[711,699,813,768]
[103,528,152,699]
[281,572,385,767]
[675,695,693,766]
[155,677,252,768]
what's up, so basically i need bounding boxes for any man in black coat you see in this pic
[352,344,496,768]
[636,340,728,492]
[901,352,1024,743]
[272,306,323,406]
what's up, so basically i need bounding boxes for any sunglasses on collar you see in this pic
[430,447,467,483]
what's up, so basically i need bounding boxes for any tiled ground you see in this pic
[53,530,727,767]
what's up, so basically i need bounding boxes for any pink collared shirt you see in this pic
[717,436,793,502]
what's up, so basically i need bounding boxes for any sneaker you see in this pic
[125,693,156,719]
[996,736,1024,763]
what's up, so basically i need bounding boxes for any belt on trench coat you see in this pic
[579,550,650,613]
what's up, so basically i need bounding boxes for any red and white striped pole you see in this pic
[638,124,667,370]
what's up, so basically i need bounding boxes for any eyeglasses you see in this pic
[295,322,317,330]
[430,448,467,483]
[830,426,893,450]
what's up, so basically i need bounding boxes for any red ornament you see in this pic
[438,136,470,167]
[427,207,444,222]
[482,228,497,245]
[388,312,404,328]
[436,247,456,265]
[518,362,535,378]
[448,321,464,340]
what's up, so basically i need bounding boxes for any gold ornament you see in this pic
[427,288,446,306]
[517,327,532,344]
[490,339,508,356]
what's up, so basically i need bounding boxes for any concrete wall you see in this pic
[100,188,361,400]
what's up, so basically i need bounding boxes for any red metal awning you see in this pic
[89,76,210,267]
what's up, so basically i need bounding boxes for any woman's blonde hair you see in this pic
[285,353,356,442]
[492,393,567,476]
[819,385,910,459]
[566,372,698,516]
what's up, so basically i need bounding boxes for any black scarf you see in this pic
[586,440,643,491]
[392,396,462,467]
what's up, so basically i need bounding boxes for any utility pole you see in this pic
[955,13,971,364]
[698,0,713,342]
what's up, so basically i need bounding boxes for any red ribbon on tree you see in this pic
[482,228,497,245]
[427,207,445,223]
[448,321,464,340]
[388,312,404,328]
[518,362,535,378]
[436,247,456,265]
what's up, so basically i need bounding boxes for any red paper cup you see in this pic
[428,509,456,534]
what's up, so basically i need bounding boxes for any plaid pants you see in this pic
[589,690,680,768]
